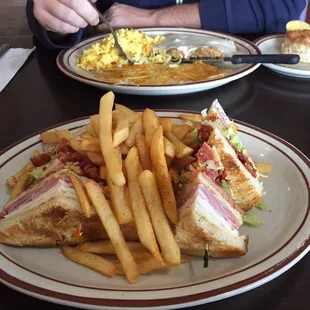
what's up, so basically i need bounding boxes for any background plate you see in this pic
[254,34,310,79]
[0,111,309,309]
[57,28,260,95]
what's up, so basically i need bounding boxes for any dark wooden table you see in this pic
[0,38,309,310]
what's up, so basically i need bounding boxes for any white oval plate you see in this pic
[254,34,310,78]
[57,28,260,96]
[0,111,309,310]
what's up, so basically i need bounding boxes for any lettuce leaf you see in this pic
[255,200,268,210]
[243,213,263,227]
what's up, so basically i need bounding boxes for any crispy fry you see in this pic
[90,114,100,137]
[169,167,179,184]
[68,172,91,218]
[139,170,181,266]
[125,147,162,263]
[78,240,147,254]
[254,162,273,175]
[128,113,140,125]
[86,152,105,166]
[8,161,34,201]
[125,115,143,147]
[172,155,196,171]
[142,108,159,146]
[81,138,101,152]
[68,139,86,155]
[115,255,190,275]
[115,103,137,116]
[171,124,189,140]
[178,113,202,123]
[165,132,193,159]
[7,167,24,188]
[151,127,178,224]
[136,134,152,171]
[99,92,125,186]
[112,111,129,147]
[99,166,107,180]
[84,179,139,283]
[62,246,116,277]
[40,130,70,145]
[122,160,128,181]
[107,171,133,225]
[159,118,172,134]
[164,137,176,158]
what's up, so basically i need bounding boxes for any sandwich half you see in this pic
[0,171,138,246]
[200,99,264,211]
[175,142,248,258]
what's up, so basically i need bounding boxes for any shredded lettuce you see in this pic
[243,213,263,227]
[192,127,199,144]
[31,166,47,180]
[221,124,245,152]
[255,200,268,210]
[221,180,229,192]
[203,249,209,268]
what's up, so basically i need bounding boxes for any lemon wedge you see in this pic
[286,20,310,31]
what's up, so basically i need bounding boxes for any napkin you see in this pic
[0,47,36,93]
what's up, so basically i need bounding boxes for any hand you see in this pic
[33,0,100,34]
[101,3,156,30]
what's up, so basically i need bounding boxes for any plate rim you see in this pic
[56,27,261,90]
[0,111,309,309]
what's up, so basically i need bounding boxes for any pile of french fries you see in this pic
[6,91,273,284]
[41,91,200,284]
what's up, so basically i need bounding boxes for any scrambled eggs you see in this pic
[77,29,166,71]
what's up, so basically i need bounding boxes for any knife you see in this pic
[176,54,300,65]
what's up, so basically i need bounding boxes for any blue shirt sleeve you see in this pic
[26,0,84,49]
[199,0,308,34]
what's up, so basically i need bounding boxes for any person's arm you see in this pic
[199,0,308,34]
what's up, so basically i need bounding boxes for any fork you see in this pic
[87,0,135,64]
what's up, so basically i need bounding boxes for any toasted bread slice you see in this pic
[208,128,263,211]
[0,173,138,246]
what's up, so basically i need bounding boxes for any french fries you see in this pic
[142,108,159,146]
[86,152,105,166]
[62,246,116,277]
[84,179,139,283]
[8,161,34,201]
[163,137,176,158]
[135,134,152,171]
[125,115,143,147]
[182,130,198,148]
[81,138,101,152]
[99,92,125,186]
[178,113,202,123]
[68,139,86,155]
[254,162,273,175]
[90,114,100,137]
[165,132,193,159]
[125,147,162,263]
[169,167,179,184]
[68,172,91,218]
[159,118,172,134]
[151,127,178,224]
[7,167,24,188]
[78,240,147,254]
[40,130,70,144]
[99,166,107,180]
[115,103,136,116]
[171,124,188,140]
[112,111,129,147]
[139,170,181,266]
[107,171,133,225]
